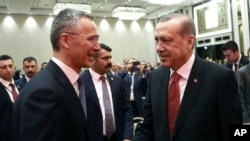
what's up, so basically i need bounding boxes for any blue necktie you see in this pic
[77,78,87,118]
[100,76,115,136]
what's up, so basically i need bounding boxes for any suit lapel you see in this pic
[173,57,205,137]
[107,73,117,111]
[82,69,102,113]
[46,61,87,123]
[0,83,13,106]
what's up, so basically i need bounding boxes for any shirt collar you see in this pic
[89,68,107,81]
[170,53,195,80]
[52,57,79,84]
[0,77,15,87]
[236,54,241,65]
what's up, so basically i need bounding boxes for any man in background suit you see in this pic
[0,55,19,141]
[13,8,101,141]
[80,43,133,141]
[236,62,250,124]
[15,56,38,91]
[222,40,249,73]
[122,58,147,117]
[133,13,242,141]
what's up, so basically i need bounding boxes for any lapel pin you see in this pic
[111,77,114,80]
[194,78,198,83]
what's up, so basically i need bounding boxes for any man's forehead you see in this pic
[0,59,13,65]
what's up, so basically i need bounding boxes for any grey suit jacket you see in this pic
[13,60,89,141]
[236,63,250,123]
[133,56,242,141]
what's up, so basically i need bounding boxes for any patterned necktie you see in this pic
[77,78,87,118]
[100,76,115,136]
[168,72,181,136]
[9,83,18,102]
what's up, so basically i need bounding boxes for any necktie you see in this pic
[234,63,238,73]
[168,72,181,136]
[100,76,115,136]
[77,78,87,118]
[9,83,18,102]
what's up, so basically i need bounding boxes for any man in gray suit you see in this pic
[237,62,250,124]
[13,8,101,141]
[133,13,242,141]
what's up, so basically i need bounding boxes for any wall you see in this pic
[0,14,157,70]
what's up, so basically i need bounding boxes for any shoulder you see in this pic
[237,64,250,73]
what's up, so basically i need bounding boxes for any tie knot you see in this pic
[171,72,181,82]
[100,76,106,81]
[77,77,82,85]
[9,83,15,88]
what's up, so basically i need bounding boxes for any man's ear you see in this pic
[60,33,71,49]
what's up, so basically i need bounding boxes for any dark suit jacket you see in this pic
[133,56,242,141]
[80,69,133,141]
[225,55,249,70]
[0,83,14,141]
[122,72,147,116]
[236,63,250,123]
[13,60,89,141]
[15,75,27,91]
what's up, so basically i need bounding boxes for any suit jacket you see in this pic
[122,72,147,116]
[133,56,242,141]
[236,63,250,123]
[225,55,249,70]
[0,83,14,141]
[80,69,133,141]
[13,60,89,141]
[15,75,27,91]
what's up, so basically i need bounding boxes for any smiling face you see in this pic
[58,17,101,73]
[155,16,194,70]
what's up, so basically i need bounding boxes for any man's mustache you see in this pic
[106,63,112,68]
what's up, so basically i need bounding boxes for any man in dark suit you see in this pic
[13,9,101,141]
[122,58,147,117]
[222,40,249,73]
[80,43,133,141]
[133,13,242,141]
[15,56,38,91]
[0,55,19,141]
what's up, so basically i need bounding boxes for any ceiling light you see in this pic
[112,6,146,20]
[53,3,92,15]
[148,0,186,5]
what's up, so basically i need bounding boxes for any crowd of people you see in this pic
[0,8,249,141]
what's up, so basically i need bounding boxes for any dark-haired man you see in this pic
[222,40,249,73]
[80,43,133,141]
[0,55,19,141]
[15,56,38,91]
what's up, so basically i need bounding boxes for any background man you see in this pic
[80,43,133,141]
[15,56,38,91]
[0,55,19,141]
[222,40,249,73]
[122,58,147,117]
